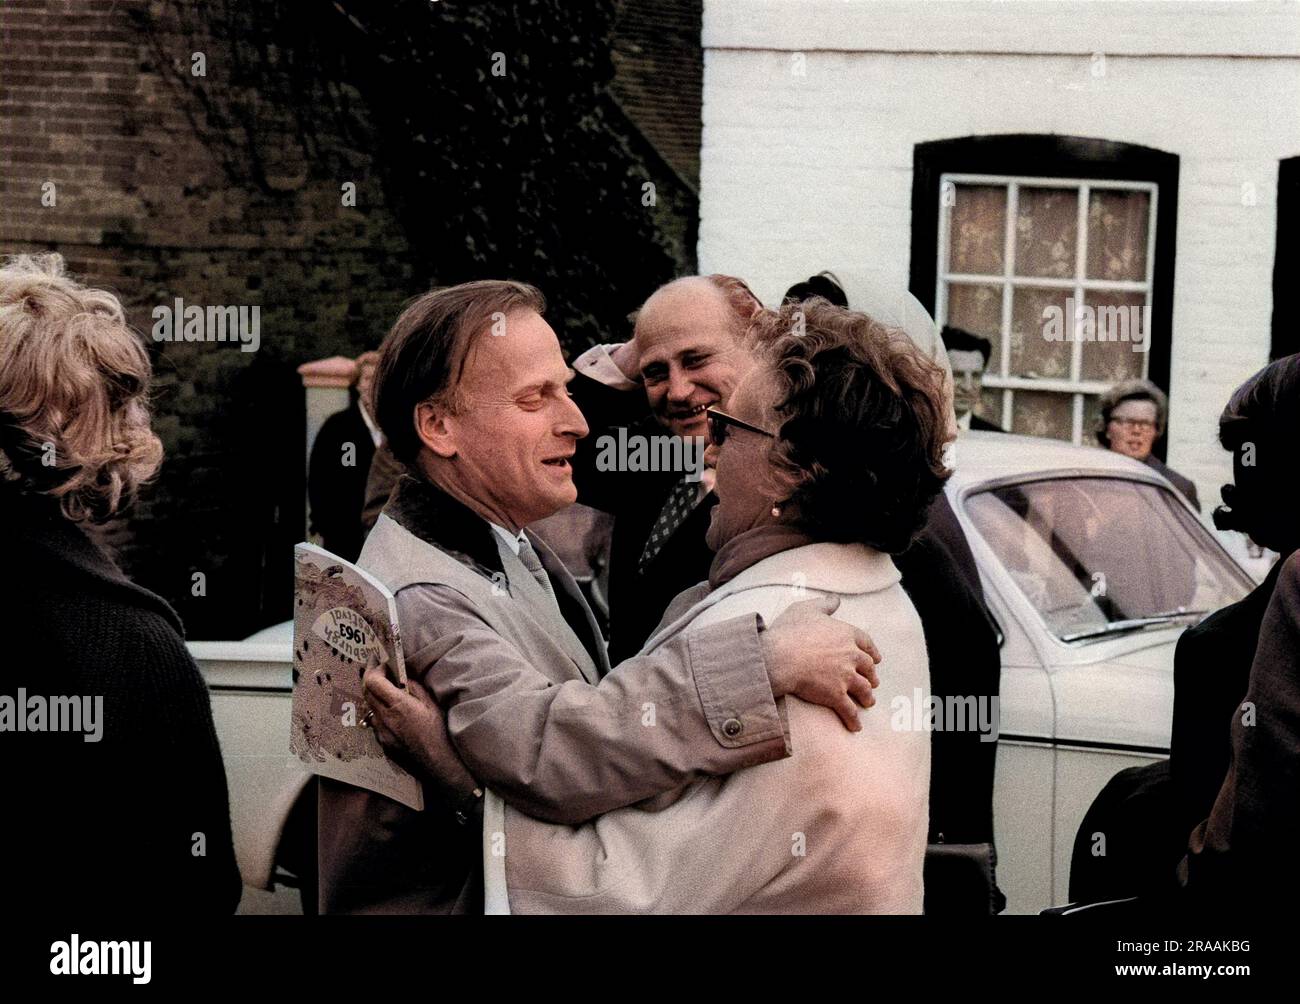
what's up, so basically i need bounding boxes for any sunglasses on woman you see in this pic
[706,408,775,447]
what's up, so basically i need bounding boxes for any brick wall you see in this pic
[699,0,1300,514]
[1,0,693,638]
[1,0,419,637]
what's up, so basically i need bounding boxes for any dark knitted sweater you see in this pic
[1,488,242,915]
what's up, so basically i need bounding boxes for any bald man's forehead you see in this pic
[639,278,727,318]
[636,280,737,346]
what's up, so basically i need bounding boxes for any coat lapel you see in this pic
[527,531,611,678]
[498,533,603,685]
[376,474,605,684]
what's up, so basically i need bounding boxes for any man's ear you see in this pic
[415,400,457,459]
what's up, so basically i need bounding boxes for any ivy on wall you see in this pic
[133,0,688,354]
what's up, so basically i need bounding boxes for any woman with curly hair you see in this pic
[0,254,241,914]
[478,298,952,913]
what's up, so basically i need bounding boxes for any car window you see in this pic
[964,477,1252,642]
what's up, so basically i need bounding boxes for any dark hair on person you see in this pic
[782,271,848,308]
[372,280,546,465]
[753,299,953,554]
[1212,352,1300,542]
[1094,378,1169,446]
[941,325,993,367]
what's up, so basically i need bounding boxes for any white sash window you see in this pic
[936,175,1157,443]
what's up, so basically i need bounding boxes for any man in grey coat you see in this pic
[317,280,882,913]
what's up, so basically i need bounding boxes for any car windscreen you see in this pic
[963,476,1253,642]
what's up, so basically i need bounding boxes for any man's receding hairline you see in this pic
[635,277,736,342]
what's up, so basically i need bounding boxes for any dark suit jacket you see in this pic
[569,372,718,663]
[1143,454,1201,513]
[1170,558,1287,834]
[1182,551,1300,902]
[1069,554,1287,902]
[307,400,376,562]
[894,493,1003,849]
[968,413,1005,433]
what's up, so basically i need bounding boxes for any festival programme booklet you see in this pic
[289,542,424,810]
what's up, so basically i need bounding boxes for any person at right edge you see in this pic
[1069,354,1300,904]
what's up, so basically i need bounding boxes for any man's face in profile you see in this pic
[635,279,754,440]
[434,309,589,529]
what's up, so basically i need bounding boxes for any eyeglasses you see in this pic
[1109,417,1157,431]
[706,408,775,447]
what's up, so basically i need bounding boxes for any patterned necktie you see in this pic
[639,475,701,574]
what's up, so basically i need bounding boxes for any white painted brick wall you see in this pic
[699,1,1300,512]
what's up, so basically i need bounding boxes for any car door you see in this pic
[1045,636,1176,904]
[964,535,1057,915]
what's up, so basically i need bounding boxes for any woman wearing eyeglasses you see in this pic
[479,299,952,913]
[1096,378,1200,512]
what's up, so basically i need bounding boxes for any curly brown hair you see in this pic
[0,253,162,522]
[753,299,953,554]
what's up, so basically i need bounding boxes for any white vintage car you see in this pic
[193,430,1255,915]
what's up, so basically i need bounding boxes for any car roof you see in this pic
[947,430,1170,493]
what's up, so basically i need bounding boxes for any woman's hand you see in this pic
[761,594,882,732]
[362,659,482,807]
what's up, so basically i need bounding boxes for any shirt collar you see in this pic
[490,523,525,556]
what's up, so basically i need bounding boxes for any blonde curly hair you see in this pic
[0,253,162,522]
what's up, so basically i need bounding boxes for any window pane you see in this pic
[1087,189,1150,281]
[976,388,1005,429]
[1079,291,1149,382]
[1082,393,1105,445]
[948,184,1006,274]
[1010,286,1071,379]
[964,478,1251,641]
[945,282,1003,372]
[1015,187,1077,278]
[1011,390,1074,441]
